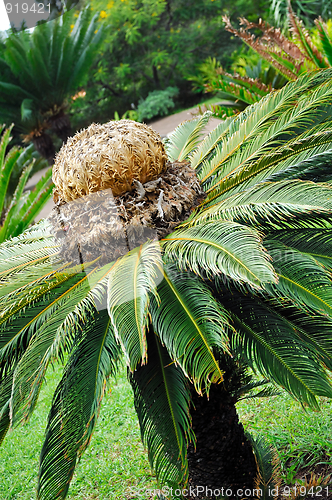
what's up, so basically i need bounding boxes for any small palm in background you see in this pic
[1,70,332,499]
[0,7,104,162]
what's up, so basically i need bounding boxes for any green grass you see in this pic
[1,364,331,499]
[0,364,158,500]
[236,392,332,484]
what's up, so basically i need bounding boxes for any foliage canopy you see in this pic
[2,61,332,500]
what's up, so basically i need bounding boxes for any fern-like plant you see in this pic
[0,124,53,243]
[1,70,332,498]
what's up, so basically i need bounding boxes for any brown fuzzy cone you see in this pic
[52,120,168,202]
[49,159,205,266]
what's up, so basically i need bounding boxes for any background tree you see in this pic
[71,0,272,127]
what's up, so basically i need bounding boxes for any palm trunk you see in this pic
[48,111,72,143]
[32,132,56,165]
[187,367,257,499]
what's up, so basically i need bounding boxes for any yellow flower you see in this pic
[70,24,74,29]
[100,10,107,18]
[151,12,157,16]
[107,0,114,8]
[95,30,98,34]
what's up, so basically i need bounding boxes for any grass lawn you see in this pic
[237,393,332,486]
[0,363,331,499]
[0,364,158,500]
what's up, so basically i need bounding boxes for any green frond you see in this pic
[248,434,281,500]
[189,117,235,171]
[165,111,212,162]
[0,365,15,446]
[0,221,58,279]
[315,18,332,67]
[235,381,280,401]
[225,293,332,408]
[288,9,327,69]
[129,329,193,488]
[282,310,332,372]
[186,181,332,229]
[0,125,21,216]
[37,310,121,500]
[203,125,332,203]
[266,224,332,270]
[107,242,163,371]
[264,240,332,318]
[9,266,100,426]
[150,265,228,393]
[162,221,276,288]
[191,70,325,177]
[0,166,53,243]
[192,70,332,195]
[208,77,264,105]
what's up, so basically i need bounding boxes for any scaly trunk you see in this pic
[48,110,72,143]
[32,132,56,165]
[187,359,258,500]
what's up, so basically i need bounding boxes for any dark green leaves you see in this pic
[163,221,276,288]
[107,243,163,370]
[129,330,193,489]
[150,266,229,393]
[226,293,332,408]
[38,310,121,500]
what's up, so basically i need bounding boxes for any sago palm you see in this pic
[2,69,332,499]
[0,7,103,160]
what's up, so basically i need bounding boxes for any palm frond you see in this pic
[164,111,212,162]
[203,126,332,203]
[288,8,327,69]
[150,265,229,393]
[0,166,53,243]
[189,117,235,171]
[315,17,332,67]
[37,310,121,500]
[107,242,163,371]
[9,266,100,425]
[162,221,276,288]
[266,224,332,270]
[0,366,15,446]
[192,70,332,191]
[0,125,20,216]
[264,240,332,318]
[248,434,282,500]
[129,329,193,488]
[225,293,332,408]
[185,181,332,229]
[0,221,57,279]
